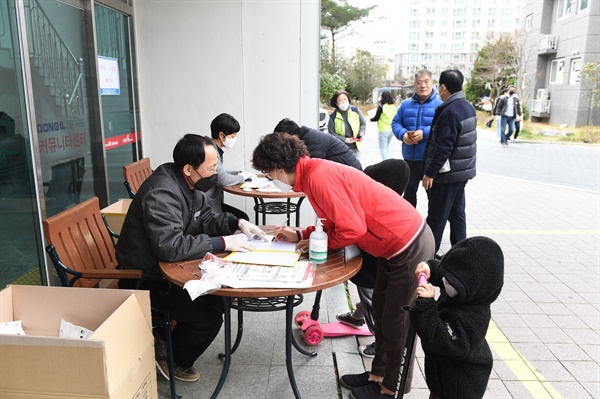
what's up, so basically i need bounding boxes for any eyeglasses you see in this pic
[197,166,217,174]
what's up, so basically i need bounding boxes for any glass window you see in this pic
[441,20,448,27]
[427,8,435,15]
[439,54,445,61]
[453,20,464,28]
[501,19,511,28]
[442,8,449,15]
[472,32,480,40]
[489,7,496,16]
[452,32,463,40]
[427,20,435,27]
[579,0,589,11]
[488,19,495,28]
[471,43,479,52]
[472,20,481,28]
[502,8,512,16]
[550,58,565,84]
[440,43,447,50]
[423,54,432,61]
[426,32,434,38]
[411,8,419,17]
[452,43,462,51]
[410,20,420,29]
[473,8,482,16]
[569,58,582,84]
[425,43,433,50]
[454,8,465,17]
[556,0,572,19]
[453,54,461,63]
[410,43,419,51]
[440,31,447,37]
[526,14,533,30]
[95,4,140,203]
[410,32,419,40]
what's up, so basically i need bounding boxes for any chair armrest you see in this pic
[80,269,143,280]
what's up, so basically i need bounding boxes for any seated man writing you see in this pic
[116,134,267,382]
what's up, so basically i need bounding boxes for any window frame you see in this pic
[569,58,582,85]
[549,58,566,84]
[525,14,533,31]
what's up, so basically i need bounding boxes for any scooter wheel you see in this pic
[304,325,324,346]
[294,310,311,328]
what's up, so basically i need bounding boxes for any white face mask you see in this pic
[338,102,349,111]
[442,277,458,298]
[222,135,236,149]
[272,170,293,192]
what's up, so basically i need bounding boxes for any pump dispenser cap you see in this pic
[315,218,325,232]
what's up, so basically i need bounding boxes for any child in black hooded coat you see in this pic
[410,236,504,399]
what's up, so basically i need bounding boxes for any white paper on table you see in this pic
[224,250,300,267]
[240,177,272,189]
[248,236,299,252]
[214,261,315,289]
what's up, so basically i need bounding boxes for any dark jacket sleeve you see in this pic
[370,105,383,122]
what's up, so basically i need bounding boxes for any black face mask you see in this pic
[509,91,516,95]
[194,174,218,192]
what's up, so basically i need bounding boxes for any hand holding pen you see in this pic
[273,218,298,242]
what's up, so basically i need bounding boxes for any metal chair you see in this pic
[43,197,180,399]
[123,157,152,198]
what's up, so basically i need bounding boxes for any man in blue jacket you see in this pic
[422,70,477,253]
[392,70,442,207]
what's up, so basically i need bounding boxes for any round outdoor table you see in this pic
[159,229,362,399]
[222,180,306,227]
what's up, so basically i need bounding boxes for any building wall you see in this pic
[523,0,600,127]
[396,0,523,80]
[133,0,320,224]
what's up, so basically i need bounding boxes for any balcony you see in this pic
[538,35,558,55]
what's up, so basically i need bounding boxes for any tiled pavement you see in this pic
[158,116,599,398]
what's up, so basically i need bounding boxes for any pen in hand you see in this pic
[272,218,290,241]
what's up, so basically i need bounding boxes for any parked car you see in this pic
[319,107,329,131]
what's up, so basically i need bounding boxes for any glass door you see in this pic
[24,0,97,217]
[95,4,140,203]
[0,0,46,288]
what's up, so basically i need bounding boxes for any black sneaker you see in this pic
[156,359,200,382]
[359,342,376,358]
[340,372,374,389]
[350,382,394,399]
[336,312,365,329]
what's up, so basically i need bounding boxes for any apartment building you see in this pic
[395,0,523,80]
[522,0,599,127]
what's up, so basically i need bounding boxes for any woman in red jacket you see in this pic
[251,133,435,399]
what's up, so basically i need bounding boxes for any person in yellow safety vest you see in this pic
[328,90,367,161]
[370,90,397,160]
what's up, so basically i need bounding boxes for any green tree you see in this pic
[580,62,600,110]
[469,34,520,105]
[343,49,388,104]
[320,71,346,104]
[321,0,375,74]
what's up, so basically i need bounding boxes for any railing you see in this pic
[538,35,558,54]
[24,0,84,116]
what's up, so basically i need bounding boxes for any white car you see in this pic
[319,107,329,131]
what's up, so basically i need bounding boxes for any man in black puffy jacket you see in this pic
[422,70,477,253]
[411,236,504,399]
[273,118,362,170]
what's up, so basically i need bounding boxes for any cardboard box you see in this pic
[0,285,158,398]
[101,198,132,235]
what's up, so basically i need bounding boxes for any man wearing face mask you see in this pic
[116,134,268,383]
[203,113,252,220]
[493,85,521,147]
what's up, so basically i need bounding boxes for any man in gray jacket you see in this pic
[116,134,267,382]
[422,70,477,253]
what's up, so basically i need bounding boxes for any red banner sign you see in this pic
[105,132,139,150]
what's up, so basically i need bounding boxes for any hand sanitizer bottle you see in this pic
[309,218,328,264]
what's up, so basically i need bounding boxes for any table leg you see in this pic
[219,306,244,358]
[211,297,232,399]
[295,197,305,227]
[253,198,260,225]
[286,295,302,399]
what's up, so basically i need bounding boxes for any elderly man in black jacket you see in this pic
[422,70,477,253]
[273,118,362,170]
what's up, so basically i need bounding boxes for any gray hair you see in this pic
[414,69,433,83]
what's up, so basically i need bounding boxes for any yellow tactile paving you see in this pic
[488,321,564,399]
